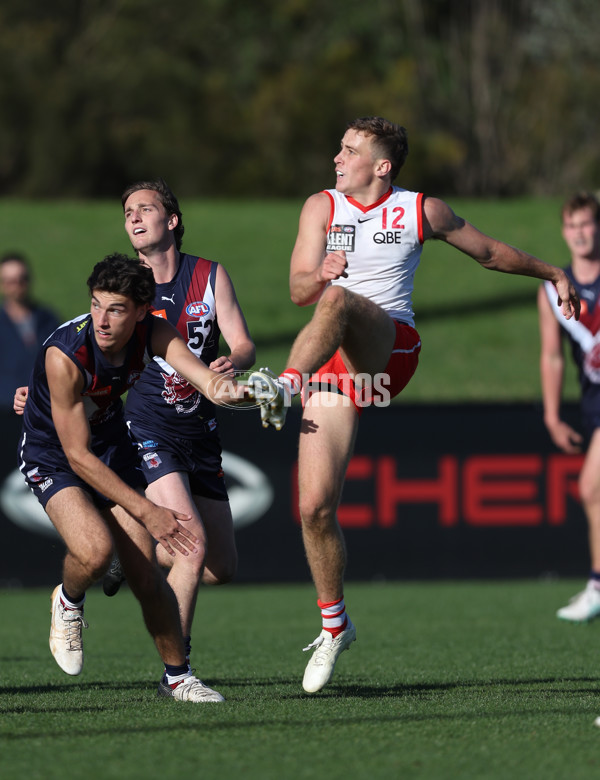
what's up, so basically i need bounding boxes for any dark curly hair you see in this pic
[87,253,156,306]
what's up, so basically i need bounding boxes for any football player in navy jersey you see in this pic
[249,116,581,693]
[118,179,255,698]
[16,253,249,703]
[538,192,600,624]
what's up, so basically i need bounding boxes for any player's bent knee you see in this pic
[317,284,347,313]
[580,482,600,509]
[71,546,113,582]
[578,469,600,507]
[202,554,238,586]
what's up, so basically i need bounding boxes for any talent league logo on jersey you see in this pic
[326,225,355,253]
[186,301,211,317]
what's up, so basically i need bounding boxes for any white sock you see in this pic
[60,586,85,610]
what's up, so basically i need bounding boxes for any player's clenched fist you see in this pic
[319,250,348,282]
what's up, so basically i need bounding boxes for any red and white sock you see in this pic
[164,664,192,687]
[60,585,85,610]
[278,368,303,396]
[318,596,348,638]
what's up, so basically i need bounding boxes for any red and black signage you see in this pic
[0,403,589,586]
[226,402,589,583]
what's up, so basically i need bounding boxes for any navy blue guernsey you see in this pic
[125,253,221,438]
[544,266,600,427]
[22,312,155,449]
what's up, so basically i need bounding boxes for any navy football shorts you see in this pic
[126,421,229,502]
[18,429,146,510]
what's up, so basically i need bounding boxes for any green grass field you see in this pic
[2,581,600,779]
[0,195,580,400]
[1,198,591,776]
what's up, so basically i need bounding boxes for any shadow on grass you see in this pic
[329,675,600,698]
[2,673,599,741]
[2,672,599,705]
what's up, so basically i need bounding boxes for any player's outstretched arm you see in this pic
[45,346,199,556]
[423,196,580,321]
[151,316,248,405]
[152,317,283,428]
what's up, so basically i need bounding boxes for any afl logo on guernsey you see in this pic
[186,301,211,317]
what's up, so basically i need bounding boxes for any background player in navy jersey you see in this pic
[16,253,249,702]
[249,116,581,693]
[114,178,255,696]
[538,192,600,623]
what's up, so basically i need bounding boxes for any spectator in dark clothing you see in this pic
[0,252,60,411]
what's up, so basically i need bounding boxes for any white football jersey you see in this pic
[324,186,424,326]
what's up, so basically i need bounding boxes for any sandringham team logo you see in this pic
[161,371,197,404]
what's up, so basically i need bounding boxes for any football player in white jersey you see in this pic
[537,192,600,624]
[248,116,580,693]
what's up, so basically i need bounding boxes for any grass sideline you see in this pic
[2,581,600,779]
[0,195,580,401]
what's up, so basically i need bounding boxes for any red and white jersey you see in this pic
[324,186,424,326]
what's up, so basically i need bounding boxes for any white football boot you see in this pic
[557,581,600,623]
[157,674,225,703]
[246,367,289,431]
[49,585,88,676]
[302,619,356,693]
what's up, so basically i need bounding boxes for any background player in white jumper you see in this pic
[252,116,581,694]
[538,192,600,622]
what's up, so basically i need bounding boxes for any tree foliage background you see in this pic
[1,0,599,199]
